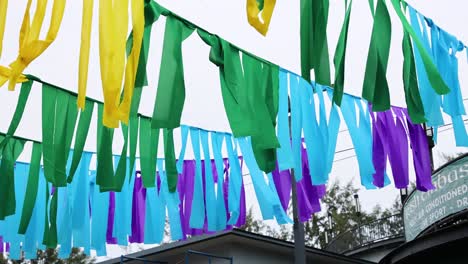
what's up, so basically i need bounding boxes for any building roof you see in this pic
[101,229,376,264]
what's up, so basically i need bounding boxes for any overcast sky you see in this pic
[1,0,468,258]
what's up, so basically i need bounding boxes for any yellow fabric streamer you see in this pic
[117,0,144,124]
[246,0,276,36]
[1,0,66,91]
[77,0,93,109]
[0,0,7,58]
[98,0,143,128]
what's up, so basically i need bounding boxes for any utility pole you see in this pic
[291,169,306,264]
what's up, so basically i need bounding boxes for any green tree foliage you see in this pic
[1,247,95,264]
[240,179,402,249]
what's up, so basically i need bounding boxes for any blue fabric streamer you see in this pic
[299,80,327,185]
[71,152,92,254]
[176,125,189,173]
[90,171,109,256]
[189,128,205,229]
[238,137,291,223]
[200,130,217,231]
[144,166,164,244]
[2,163,28,259]
[157,159,183,240]
[210,132,227,231]
[340,95,375,189]
[324,89,341,175]
[57,152,73,258]
[408,7,444,135]
[112,156,134,246]
[224,134,242,225]
[23,167,47,258]
[277,69,294,170]
[289,73,303,181]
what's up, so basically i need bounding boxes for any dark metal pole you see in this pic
[291,169,306,264]
[423,124,435,172]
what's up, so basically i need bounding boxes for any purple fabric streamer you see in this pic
[0,236,3,253]
[106,192,117,244]
[129,175,146,243]
[403,109,435,191]
[272,164,292,212]
[370,106,389,188]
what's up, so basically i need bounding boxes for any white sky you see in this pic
[1,0,468,259]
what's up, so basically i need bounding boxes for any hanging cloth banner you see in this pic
[139,116,160,188]
[246,0,276,36]
[407,7,444,132]
[200,130,218,231]
[276,69,294,171]
[189,128,206,229]
[225,134,243,225]
[23,166,46,259]
[390,0,450,96]
[90,171,109,256]
[370,107,391,188]
[152,16,194,129]
[71,152,92,254]
[427,20,468,146]
[402,27,426,124]
[112,156,135,246]
[300,0,331,85]
[0,0,6,58]
[210,133,228,231]
[42,85,78,187]
[362,0,392,111]
[0,137,25,220]
[18,142,42,234]
[0,163,28,259]
[403,109,435,191]
[332,0,353,105]
[97,0,144,127]
[289,73,303,181]
[144,171,164,244]
[340,94,375,189]
[1,0,65,91]
[77,0,94,109]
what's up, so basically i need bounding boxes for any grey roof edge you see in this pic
[100,229,376,264]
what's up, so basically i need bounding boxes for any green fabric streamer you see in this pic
[402,28,426,123]
[42,85,78,186]
[151,16,194,129]
[390,0,450,95]
[362,0,391,111]
[67,100,94,183]
[96,104,116,192]
[5,81,33,141]
[18,142,42,234]
[114,123,128,192]
[128,88,142,182]
[368,0,375,17]
[0,137,25,220]
[242,52,280,173]
[300,0,331,85]
[139,117,160,188]
[332,0,352,106]
[163,128,178,193]
[197,30,279,173]
[44,188,58,248]
[42,184,50,246]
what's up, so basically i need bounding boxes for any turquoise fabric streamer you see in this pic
[299,79,327,185]
[323,88,341,175]
[238,137,291,224]
[157,159,183,240]
[23,167,47,258]
[113,156,135,246]
[57,152,73,258]
[408,6,444,132]
[210,132,227,231]
[429,23,468,146]
[176,125,189,173]
[289,73,303,181]
[2,163,27,259]
[90,171,109,256]
[144,164,164,244]
[189,128,205,229]
[276,69,294,171]
[225,134,242,225]
[340,95,376,189]
[200,130,217,231]
[71,152,92,254]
